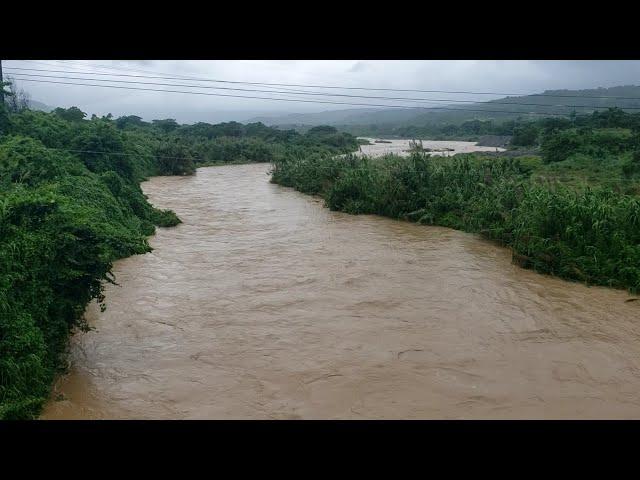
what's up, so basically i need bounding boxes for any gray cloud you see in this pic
[348,61,369,73]
[4,60,640,123]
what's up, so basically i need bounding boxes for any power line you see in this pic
[11,61,348,99]
[4,70,492,107]
[11,77,577,116]
[7,68,488,104]
[7,68,640,111]
[10,70,640,110]
[11,60,640,100]
[12,68,631,117]
[45,147,202,161]
[18,60,377,97]
[30,60,217,81]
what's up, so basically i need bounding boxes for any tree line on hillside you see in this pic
[337,108,640,145]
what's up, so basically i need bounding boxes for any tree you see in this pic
[511,124,539,147]
[0,81,11,134]
[154,141,196,176]
[4,77,31,113]
[307,125,338,136]
[1,80,12,102]
[540,129,583,163]
[115,115,146,130]
[152,118,179,134]
[539,117,572,134]
[53,106,87,122]
[71,120,134,178]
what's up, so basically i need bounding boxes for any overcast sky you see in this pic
[3,60,640,123]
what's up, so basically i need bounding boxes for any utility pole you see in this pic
[0,59,4,106]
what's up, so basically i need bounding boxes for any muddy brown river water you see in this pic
[42,163,640,419]
[356,137,505,157]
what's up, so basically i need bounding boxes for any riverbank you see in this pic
[1,108,359,419]
[0,136,181,419]
[271,153,640,293]
[356,137,505,157]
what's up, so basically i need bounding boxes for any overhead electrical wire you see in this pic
[5,70,500,106]
[4,60,636,178]
[6,68,640,111]
[9,77,580,116]
[44,147,204,162]
[9,60,640,100]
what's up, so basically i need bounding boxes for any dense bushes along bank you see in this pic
[271,152,640,294]
[0,103,358,419]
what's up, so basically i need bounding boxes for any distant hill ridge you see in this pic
[245,85,640,128]
[27,99,53,112]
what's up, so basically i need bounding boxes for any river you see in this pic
[42,163,640,419]
[356,137,506,157]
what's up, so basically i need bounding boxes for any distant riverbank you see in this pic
[356,137,506,158]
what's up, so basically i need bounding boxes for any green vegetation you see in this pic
[272,110,640,295]
[0,98,358,419]
[501,109,640,195]
[0,110,179,419]
[335,104,640,143]
[5,84,638,418]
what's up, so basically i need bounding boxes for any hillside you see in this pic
[248,108,385,125]
[246,85,640,131]
[27,99,52,112]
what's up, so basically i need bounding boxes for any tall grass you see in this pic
[272,152,640,293]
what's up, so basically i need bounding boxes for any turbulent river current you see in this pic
[42,161,640,419]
